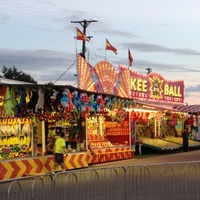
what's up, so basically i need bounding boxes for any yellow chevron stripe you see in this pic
[81,154,88,166]
[1,148,133,180]
[73,154,80,168]
[3,162,14,180]
[16,160,27,176]
[64,155,72,170]
[74,154,88,167]
[64,153,88,170]
[38,157,49,173]
[28,159,39,174]
[77,154,85,167]
[47,158,54,169]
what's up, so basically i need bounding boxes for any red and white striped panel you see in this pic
[173,105,200,113]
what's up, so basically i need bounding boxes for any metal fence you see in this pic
[1,161,200,200]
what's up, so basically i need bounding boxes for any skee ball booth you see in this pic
[0,55,194,180]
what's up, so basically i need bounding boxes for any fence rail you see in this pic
[1,161,200,200]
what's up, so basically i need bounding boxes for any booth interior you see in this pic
[1,83,200,180]
[133,102,200,155]
[0,83,135,180]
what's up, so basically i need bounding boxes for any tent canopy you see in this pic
[173,105,200,113]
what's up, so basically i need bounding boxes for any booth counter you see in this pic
[0,146,133,181]
[0,109,134,181]
[0,152,88,180]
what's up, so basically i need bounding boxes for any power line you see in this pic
[1,0,66,20]
[0,7,66,21]
[0,21,63,32]
[53,60,77,84]
[71,19,98,59]
[1,1,199,86]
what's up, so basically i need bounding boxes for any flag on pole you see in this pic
[106,39,117,54]
[128,49,133,66]
[76,27,89,42]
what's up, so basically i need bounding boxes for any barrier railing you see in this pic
[1,161,200,200]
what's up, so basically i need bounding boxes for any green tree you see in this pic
[1,66,37,83]
[45,81,54,85]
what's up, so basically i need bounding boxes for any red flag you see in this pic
[106,39,117,55]
[128,49,133,66]
[76,27,89,42]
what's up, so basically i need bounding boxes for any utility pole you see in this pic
[71,19,98,58]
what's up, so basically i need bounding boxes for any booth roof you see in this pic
[136,100,176,111]
[0,78,35,85]
[173,105,200,113]
[0,78,135,101]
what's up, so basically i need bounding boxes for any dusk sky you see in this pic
[1,0,200,105]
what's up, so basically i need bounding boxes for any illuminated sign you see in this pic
[130,78,147,92]
[118,65,184,104]
[78,56,184,104]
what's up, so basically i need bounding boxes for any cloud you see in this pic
[123,42,200,56]
[0,14,10,23]
[97,28,138,38]
[0,47,199,103]
[38,0,55,6]
[186,84,200,93]
[0,49,77,84]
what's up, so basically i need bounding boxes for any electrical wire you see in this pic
[1,0,200,86]
[0,21,63,32]
[1,0,66,20]
[53,60,77,84]
[86,26,200,83]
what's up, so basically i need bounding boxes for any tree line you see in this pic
[1,66,37,83]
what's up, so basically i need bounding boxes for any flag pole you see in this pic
[74,36,79,88]
[128,49,130,70]
[128,57,130,70]
[76,38,79,88]
[105,39,107,61]
[128,49,133,70]
[75,37,77,55]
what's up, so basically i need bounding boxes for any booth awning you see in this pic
[0,78,35,85]
[136,100,175,111]
[173,105,200,113]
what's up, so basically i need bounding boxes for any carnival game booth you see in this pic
[77,55,192,155]
[86,110,133,164]
[166,105,200,148]
[0,53,190,180]
[0,80,134,180]
[160,117,200,150]
[132,105,182,153]
[133,105,200,154]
